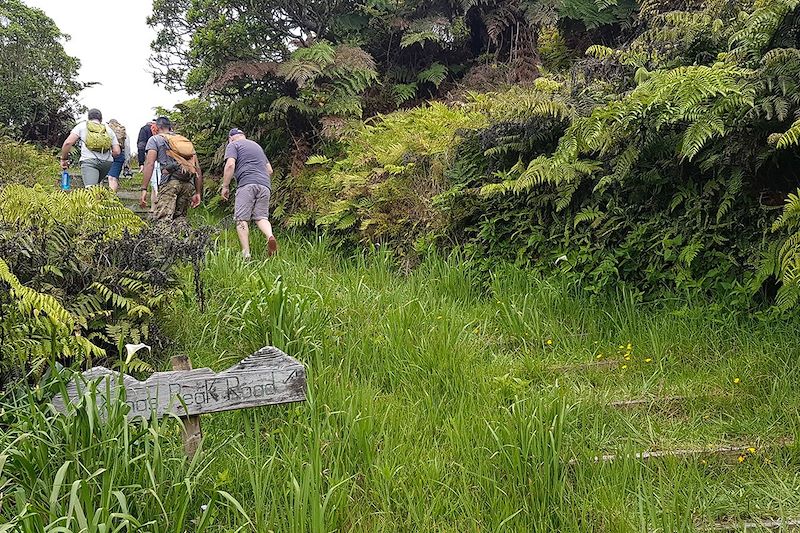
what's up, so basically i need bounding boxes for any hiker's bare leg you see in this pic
[255,219,278,256]
[254,219,274,239]
[108,177,119,192]
[236,220,251,258]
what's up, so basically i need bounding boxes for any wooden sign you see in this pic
[52,346,306,420]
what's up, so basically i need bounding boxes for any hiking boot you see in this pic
[267,236,278,257]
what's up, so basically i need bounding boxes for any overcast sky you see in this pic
[25,0,188,134]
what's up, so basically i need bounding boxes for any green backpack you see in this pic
[85,121,112,152]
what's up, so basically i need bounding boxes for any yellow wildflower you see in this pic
[618,345,624,349]
[621,365,628,370]
[624,356,631,361]
[747,447,756,454]
[645,358,652,363]
[596,353,603,359]
[738,455,745,463]
[701,459,707,465]
[626,343,632,351]
[546,339,553,346]
[733,377,741,384]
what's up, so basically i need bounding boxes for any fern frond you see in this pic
[776,119,800,149]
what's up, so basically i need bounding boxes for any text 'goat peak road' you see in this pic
[52,346,307,419]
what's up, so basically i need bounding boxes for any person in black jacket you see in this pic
[137,120,157,166]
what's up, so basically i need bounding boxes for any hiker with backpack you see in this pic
[221,128,278,259]
[107,119,132,192]
[137,120,157,167]
[60,108,121,188]
[139,117,203,222]
[137,120,161,205]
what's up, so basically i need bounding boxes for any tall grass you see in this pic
[4,228,800,531]
[0,377,252,531]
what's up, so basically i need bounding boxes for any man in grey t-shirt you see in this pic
[221,129,277,259]
[139,117,203,222]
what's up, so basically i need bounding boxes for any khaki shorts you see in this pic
[234,183,271,221]
[80,159,113,187]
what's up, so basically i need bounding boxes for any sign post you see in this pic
[170,354,203,457]
[53,346,307,455]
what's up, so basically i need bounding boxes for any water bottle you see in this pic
[61,170,71,191]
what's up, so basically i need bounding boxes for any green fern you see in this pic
[417,63,449,88]
[392,83,419,106]
[776,118,800,148]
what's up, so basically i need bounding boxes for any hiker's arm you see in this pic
[60,133,79,169]
[221,157,236,200]
[266,161,273,177]
[191,155,203,208]
[222,158,236,189]
[110,128,121,158]
[139,150,157,207]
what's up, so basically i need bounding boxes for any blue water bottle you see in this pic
[61,170,71,191]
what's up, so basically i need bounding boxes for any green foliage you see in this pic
[0,155,212,384]
[275,42,379,135]
[776,118,800,148]
[559,0,638,27]
[769,190,800,309]
[0,0,84,143]
[290,103,486,247]
[0,138,60,186]
[149,0,634,157]
[270,0,800,307]
[0,184,144,238]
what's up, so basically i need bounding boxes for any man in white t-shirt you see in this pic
[60,108,121,188]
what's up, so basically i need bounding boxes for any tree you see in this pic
[0,0,84,143]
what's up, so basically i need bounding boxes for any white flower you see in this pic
[124,343,151,364]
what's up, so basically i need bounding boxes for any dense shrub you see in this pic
[287,0,800,306]
[0,177,213,387]
[0,138,60,186]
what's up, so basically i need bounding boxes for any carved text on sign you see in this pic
[52,347,306,419]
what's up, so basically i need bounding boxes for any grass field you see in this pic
[166,223,800,531]
[4,218,800,531]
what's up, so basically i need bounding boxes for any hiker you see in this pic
[221,128,278,259]
[107,119,132,192]
[136,120,157,167]
[139,117,203,222]
[60,109,120,188]
[137,120,160,203]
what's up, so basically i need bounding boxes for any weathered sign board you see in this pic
[52,346,307,420]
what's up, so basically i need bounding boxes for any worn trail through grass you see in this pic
[156,222,800,531]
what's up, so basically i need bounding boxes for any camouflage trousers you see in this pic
[152,179,195,222]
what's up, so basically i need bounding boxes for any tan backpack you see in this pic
[159,132,199,179]
[108,120,126,149]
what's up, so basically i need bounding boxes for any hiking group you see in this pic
[60,109,277,258]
